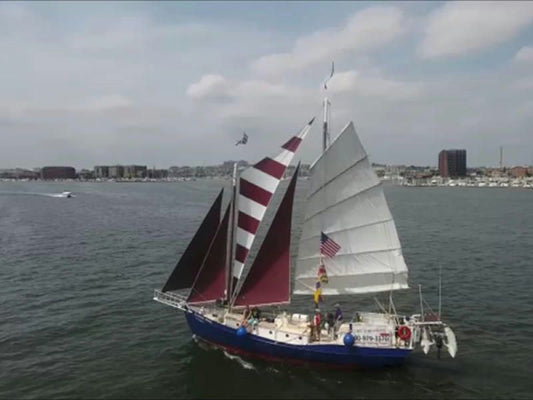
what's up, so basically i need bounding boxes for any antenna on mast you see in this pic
[322,62,334,151]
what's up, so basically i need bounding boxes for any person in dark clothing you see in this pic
[333,303,343,337]
[326,312,335,337]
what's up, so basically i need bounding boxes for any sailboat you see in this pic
[154,93,457,368]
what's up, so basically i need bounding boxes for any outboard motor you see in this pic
[435,334,443,359]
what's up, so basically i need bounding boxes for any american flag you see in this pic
[320,231,341,258]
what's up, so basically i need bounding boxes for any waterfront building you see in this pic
[510,166,528,178]
[94,166,109,178]
[439,149,467,178]
[108,165,124,179]
[123,165,147,179]
[40,166,76,180]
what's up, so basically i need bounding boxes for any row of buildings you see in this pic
[0,161,311,181]
[1,152,531,181]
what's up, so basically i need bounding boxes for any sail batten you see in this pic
[299,217,395,242]
[294,121,408,295]
[304,181,383,222]
[298,246,403,261]
[307,154,368,199]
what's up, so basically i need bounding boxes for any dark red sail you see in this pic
[233,164,300,307]
[188,202,230,304]
[162,189,223,292]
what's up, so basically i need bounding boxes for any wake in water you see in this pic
[0,191,75,198]
[191,334,256,371]
[222,350,256,370]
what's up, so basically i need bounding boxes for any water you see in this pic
[1,181,532,399]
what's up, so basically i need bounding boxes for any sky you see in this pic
[1,1,532,170]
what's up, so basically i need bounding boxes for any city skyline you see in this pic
[1,2,533,168]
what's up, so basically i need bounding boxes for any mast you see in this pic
[322,61,334,152]
[323,97,330,151]
[225,162,238,305]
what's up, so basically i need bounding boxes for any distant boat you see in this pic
[154,80,457,368]
[51,191,73,198]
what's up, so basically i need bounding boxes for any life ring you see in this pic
[397,325,411,341]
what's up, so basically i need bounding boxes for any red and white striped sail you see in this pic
[232,164,300,307]
[232,118,314,281]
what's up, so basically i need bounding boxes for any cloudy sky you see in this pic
[1,1,532,169]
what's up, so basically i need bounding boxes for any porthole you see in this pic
[286,334,289,338]
[269,330,273,334]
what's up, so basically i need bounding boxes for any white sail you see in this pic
[294,121,409,295]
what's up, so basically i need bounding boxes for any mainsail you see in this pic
[294,122,409,295]
[232,119,314,284]
[232,164,300,307]
[188,203,231,303]
[162,189,223,292]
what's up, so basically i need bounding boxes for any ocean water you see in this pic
[0,180,532,399]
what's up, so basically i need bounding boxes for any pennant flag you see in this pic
[317,261,328,284]
[323,61,335,90]
[320,231,341,258]
[313,282,323,305]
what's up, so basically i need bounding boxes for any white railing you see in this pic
[153,289,188,310]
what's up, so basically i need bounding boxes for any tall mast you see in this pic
[322,61,334,152]
[225,162,238,305]
[323,97,329,151]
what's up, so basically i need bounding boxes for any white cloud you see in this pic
[514,46,533,63]
[419,2,533,59]
[252,6,406,75]
[327,70,424,100]
[81,95,132,112]
[186,74,230,100]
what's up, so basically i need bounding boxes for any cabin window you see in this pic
[286,334,289,338]
[269,331,273,334]
[298,336,302,340]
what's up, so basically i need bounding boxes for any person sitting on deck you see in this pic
[247,306,261,328]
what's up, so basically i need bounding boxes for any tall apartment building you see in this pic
[439,149,467,178]
[123,165,147,179]
[94,165,109,178]
[108,165,124,179]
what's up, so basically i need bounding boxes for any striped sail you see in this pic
[232,164,300,307]
[232,119,314,281]
[294,121,409,295]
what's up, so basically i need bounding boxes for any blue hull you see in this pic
[184,311,411,368]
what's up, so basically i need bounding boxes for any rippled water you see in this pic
[1,181,532,399]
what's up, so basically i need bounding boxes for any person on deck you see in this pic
[313,309,322,341]
[247,306,260,328]
[334,303,343,337]
[241,305,252,327]
[326,312,335,338]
